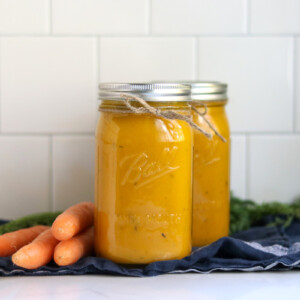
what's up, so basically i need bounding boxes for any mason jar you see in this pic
[95,83,194,264]
[191,82,230,247]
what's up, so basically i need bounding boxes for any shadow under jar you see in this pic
[95,83,194,264]
[190,82,230,247]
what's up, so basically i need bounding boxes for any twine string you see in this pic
[190,104,227,143]
[98,93,223,139]
[122,94,212,138]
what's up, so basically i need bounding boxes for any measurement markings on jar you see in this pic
[115,213,190,226]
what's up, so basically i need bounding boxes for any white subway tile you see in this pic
[198,37,293,132]
[0,0,49,34]
[0,137,49,219]
[52,0,147,34]
[0,38,97,133]
[296,38,300,131]
[100,37,194,82]
[250,0,300,34]
[249,135,300,203]
[152,0,246,35]
[231,135,246,198]
[53,136,94,211]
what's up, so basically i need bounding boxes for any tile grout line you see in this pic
[95,36,100,114]
[245,0,250,35]
[293,37,297,132]
[0,33,299,38]
[230,131,299,135]
[0,37,2,134]
[0,132,300,136]
[97,36,101,84]
[245,133,250,199]
[94,36,99,132]
[193,38,198,80]
[0,132,94,136]
[48,0,53,35]
[147,0,152,35]
[49,135,54,211]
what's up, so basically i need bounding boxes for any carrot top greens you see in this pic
[1,196,300,236]
[230,195,300,234]
[0,212,61,235]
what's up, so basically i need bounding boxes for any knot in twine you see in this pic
[190,104,227,142]
[99,93,226,142]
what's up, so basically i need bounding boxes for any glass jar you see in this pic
[191,82,230,247]
[95,83,193,264]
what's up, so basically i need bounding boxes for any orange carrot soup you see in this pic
[190,82,230,247]
[95,83,193,264]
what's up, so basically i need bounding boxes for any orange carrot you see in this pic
[51,202,94,241]
[54,226,94,266]
[0,225,48,257]
[12,228,59,269]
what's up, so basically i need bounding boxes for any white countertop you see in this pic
[1,272,300,300]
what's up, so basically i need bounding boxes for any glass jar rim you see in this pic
[150,81,228,102]
[184,81,227,101]
[99,82,191,102]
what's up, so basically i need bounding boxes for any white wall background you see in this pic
[0,0,299,218]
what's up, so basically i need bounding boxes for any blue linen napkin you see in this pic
[1,220,300,277]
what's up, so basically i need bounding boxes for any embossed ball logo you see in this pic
[120,146,180,188]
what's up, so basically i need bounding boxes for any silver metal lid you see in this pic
[183,81,227,101]
[99,83,191,102]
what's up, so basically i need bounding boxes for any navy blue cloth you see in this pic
[1,221,300,277]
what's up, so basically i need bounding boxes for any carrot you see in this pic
[51,202,94,241]
[12,228,59,269]
[54,226,94,266]
[0,225,48,257]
